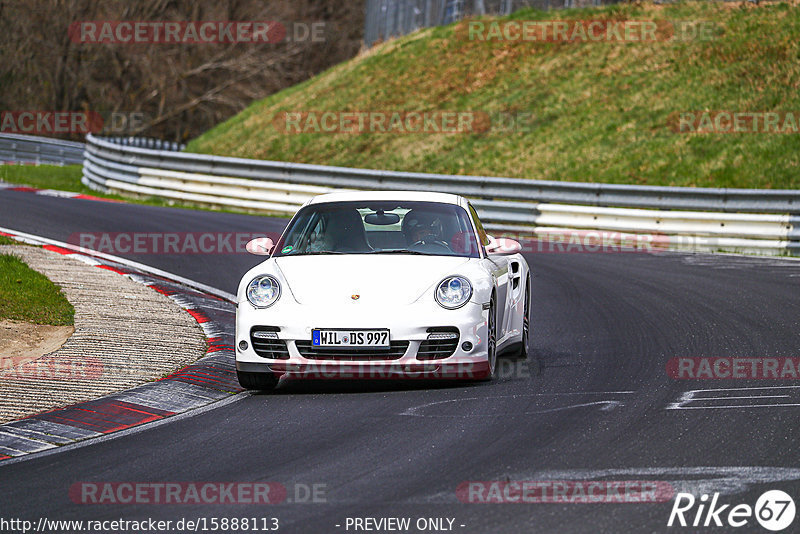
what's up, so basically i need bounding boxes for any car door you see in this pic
[467,202,510,333]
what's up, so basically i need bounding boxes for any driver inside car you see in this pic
[403,210,445,247]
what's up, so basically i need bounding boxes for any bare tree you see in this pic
[0,0,364,141]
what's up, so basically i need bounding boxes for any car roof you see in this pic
[306,190,465,207]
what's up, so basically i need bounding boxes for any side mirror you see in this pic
[246,237,274,256]
[485,235,522,255]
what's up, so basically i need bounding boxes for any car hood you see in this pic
[274,255,473,306]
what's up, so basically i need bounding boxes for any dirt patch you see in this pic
[0,319,73,367]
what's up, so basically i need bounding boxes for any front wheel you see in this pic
[237,370,279,391]
[479,299,497,381]
[513,279,530,359]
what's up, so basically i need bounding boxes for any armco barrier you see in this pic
[0,133,85,166]
[83,135,800,214]
[0,134,184,167]
[80,134,800,256]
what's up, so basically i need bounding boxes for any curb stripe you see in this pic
[186,309,210,323]
[41,244,75,255]
[38,400,174,434]
[95,264,126,274]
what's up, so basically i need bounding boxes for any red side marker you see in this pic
[73,194,124,203]
[186,309,209,323]
[95,265,126,275]
[42,244,75,255]
[38,400,174,434]
[9,186,41,192]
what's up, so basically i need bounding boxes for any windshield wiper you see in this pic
[286,251,349,256]
[365,250,430,255]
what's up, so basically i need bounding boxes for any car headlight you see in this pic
[246,275,281,308]
[435,276,472,309]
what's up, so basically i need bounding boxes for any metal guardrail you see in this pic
[84,134,800,214]
[3,133,795,255]
[0,134,183,166]
[82,133,800,256]
[0,133,85,166]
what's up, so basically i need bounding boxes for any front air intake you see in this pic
[250,326,290,359]
[417,327,460,360]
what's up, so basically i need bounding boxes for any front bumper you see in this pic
[235,360,490,380]
[235,297,490,380]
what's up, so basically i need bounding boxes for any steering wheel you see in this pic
[411,234,453,252]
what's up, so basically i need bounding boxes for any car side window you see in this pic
[468,203,489,246]
[304,214,327,252]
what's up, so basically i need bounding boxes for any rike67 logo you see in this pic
[668,490,795,531]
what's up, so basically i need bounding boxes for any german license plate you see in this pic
[312,329,390,348]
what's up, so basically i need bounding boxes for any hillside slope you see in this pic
[188,1,800,189]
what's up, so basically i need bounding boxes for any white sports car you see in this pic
[235,191,530,390]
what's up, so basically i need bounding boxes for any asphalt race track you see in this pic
[2,189,800,533]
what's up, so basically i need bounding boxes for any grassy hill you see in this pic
[188,1,800,189]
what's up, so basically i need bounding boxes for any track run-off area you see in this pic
[2,188,800,533]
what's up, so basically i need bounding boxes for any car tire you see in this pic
[512,278,531,359]
[480,298,497,381]
[237,370,279,391]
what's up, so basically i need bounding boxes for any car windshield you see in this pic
[273,201,481,258]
